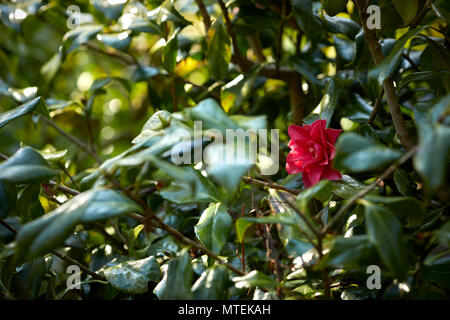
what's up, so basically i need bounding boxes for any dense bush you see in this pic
[0,0,449,300]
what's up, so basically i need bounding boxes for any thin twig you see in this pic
[409,0,435,29]
[276,191,321,240]
[243,176,299,195]
[194,0,211,32]
[240,204,246,273]
[322,145,419,234]
[368,87,385,125]
[39,115,102,164]
[276,0,287,74]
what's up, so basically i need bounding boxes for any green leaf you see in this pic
[194,203,232,255]
[17,183,42,223]
[432,221,450,247]
[322,235,377,269]
[132,110,171,144]
[0,147,57,184]
[93,0,126,20]
[15,188,142,262]
[393,0,418,25]
[322,15,360,39]
[296,180,332,213]
[393,168,416,197]
[365,195,425,227]
[331,174,366,199]
[322,0,348,17]
[131,65,166,82]
[0,97,49,130]
[154,249,193,300]
[63,25,103,55]
[235,214,296,243]
[163,31,178,73]
[191,265,229,300]
[364,202,407,281]
[205,142,254,192]
[0,181,16,219]
[10,257,47,299]
[422,248,450,289]
[232,270,277,289]
[103,256,160,294]
[368,27,425,97]
[292,0,323,48]
[186,98,238,133]
[414,94,450,188]
[207,17,231,80]
[334,133,402,173]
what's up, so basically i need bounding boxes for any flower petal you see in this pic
[321,166,342,181]
[305,164,324,187]
[325,128,342,144]
[286,160,302,175]
[288,124,310,141]
[310,119,327,144]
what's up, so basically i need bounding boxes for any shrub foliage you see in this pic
[0,0,449,300]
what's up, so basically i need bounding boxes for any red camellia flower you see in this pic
[286,119,342,188]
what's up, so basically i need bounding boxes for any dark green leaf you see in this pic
[0,147,57,184]
[334,133,402,172]
[207,17,231,80]
[153,249,193,299]
[364,202,407,281]
[0,97,49,130]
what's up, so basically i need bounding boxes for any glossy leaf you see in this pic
[0,97,49,130]
[104,256,160,294]
[364,202,407,281]
[194,203,232,255]
[334,133,402,173]
[0,147,57,184]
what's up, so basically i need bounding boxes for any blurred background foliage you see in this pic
[0,0,449,300]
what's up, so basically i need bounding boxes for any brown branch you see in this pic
[243,176,299,195]
[218,0,247,66]
[409,0,435,29]
[368,87,385,125]
[247,34,266,63]
[354,0,415,151]
[322,145,419,234]
[276,0,287,74]
[39,115,102,164]
[194,0,211,32]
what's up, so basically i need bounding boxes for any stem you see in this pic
[276,0,287,74]
[243,176,299,195]
[218,0,246,66]
[39,115,102,164]
[354,0,415,151]
[276,191,322,240]
[409,0,435,29]
[322,145,419,234]
[368,87,384,125]
[194,0,211,32]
